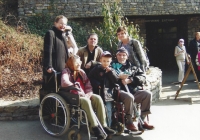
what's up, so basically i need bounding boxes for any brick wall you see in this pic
[18,0,200,18]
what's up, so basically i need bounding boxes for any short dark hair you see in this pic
[116,26,127,33]
[54,15,68,23]
[87,33,98,40]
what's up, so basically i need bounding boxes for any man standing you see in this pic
[77,33,103,75]
[188,32,200,81]
[111,47,154,130]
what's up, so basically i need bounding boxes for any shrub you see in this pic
[92,1,144,54]
[0,20,43,100]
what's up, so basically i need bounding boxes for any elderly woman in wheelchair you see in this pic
[61,55,115,139]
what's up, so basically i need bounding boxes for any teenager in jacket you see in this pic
[111,47,154,131]
[42,15,69,90]
[77,33,103,75]
[88,51,118,127]
[61,55,115,139]
[116,26,149,72]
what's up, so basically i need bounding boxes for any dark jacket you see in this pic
[42,26,68,89]
[111,60,146,94]
[43,26,68,73]
[88,65,118,103]
[188,38,198,63]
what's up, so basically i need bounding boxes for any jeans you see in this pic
[105,101,112,127]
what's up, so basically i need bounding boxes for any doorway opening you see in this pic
[146,16,187,70]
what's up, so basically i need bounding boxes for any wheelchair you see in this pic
[110,84,144,135]
[39,70,107,140]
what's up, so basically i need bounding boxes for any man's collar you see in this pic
[86,45,97,52]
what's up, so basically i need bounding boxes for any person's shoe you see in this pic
[142,121,154,130]
[138,122,145,132]
[103,127,116,135]
[126,123,138,131]
[92,126,105,139]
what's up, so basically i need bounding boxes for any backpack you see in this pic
[119,39,150,71]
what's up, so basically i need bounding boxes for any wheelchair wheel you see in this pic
[39,93,70,136]
[112,122,124,135]
[68,129,81,140]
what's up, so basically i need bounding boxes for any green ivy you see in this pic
[92,1,144,54]
[27,13,53,37]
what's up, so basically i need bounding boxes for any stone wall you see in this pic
[0,105,39,120]
[18,0,200,18]
[145,67,162,103]
[0,67,161,120]
[188,16,200,42]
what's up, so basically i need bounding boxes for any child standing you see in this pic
[88,51,118,127]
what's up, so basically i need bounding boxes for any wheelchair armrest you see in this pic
[59,85,80,92]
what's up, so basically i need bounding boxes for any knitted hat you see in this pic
[116,47,129,56]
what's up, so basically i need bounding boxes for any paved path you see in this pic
[0,70,200,140]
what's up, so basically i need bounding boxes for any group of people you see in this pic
[174,32,200,84]
[42,15,154,139]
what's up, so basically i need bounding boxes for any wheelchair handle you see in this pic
[50,68,61,92]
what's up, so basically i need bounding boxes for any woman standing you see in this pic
[116,26,149,72]
[174,39,189,83]
[42,15,69,90]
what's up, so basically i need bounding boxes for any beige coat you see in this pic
[77,45,103,69]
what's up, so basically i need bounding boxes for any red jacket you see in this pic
[61,68,93,99]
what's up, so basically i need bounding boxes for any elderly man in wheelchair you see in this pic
[111,47,154,131]
[88,50,154,135]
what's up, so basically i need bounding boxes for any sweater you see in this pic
[174,45,187,61]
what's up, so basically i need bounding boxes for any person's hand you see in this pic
[105,67,111,73]
[122,79,132,85]
[47,68,53,73]
[119,73,129,79]
[85,61,92,69]
[65,25,72,32]
[79,92,85,97]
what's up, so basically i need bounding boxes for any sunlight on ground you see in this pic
[0,98,39,106]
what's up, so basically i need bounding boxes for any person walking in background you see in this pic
[116,26,149,72]
[42,15,69,90]
[188,32,200,82]
[65,25,78,55]
[174,39,189,84]
[77,33,103,75]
